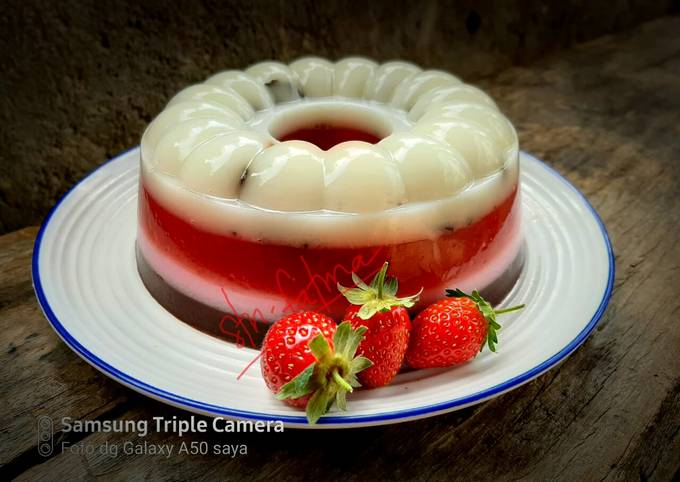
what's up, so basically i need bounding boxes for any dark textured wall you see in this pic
[0,0,676,233]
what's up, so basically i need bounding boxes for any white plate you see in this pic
[32,148,614,428]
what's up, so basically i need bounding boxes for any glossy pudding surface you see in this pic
[137,58,522,344]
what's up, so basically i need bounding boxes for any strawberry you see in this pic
[406,289,524,368]
[338,262,421,387]
[260,312,372,424]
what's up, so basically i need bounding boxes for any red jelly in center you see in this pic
[278,125,382,150]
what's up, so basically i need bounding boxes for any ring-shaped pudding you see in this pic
[137,57,522,345]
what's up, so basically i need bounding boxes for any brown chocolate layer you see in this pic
[136,244,271,348]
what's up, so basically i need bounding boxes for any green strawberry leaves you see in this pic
[382,277,399,298]
[335,389,348,411]
[350,356,373,375]
[338,262,422,320]
[446,288,525,352]
[276,321,373,424]
[351,272,371,291]
[309,331,333,362]
[306,388,333,423]
[276,363,316,400]
[334,322,367,360]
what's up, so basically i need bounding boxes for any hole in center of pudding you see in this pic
[278,124,383,151]
[268,102,393,151]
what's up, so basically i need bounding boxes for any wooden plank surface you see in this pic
[1,15,680,481]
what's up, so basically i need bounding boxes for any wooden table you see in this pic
[2,16,680,481]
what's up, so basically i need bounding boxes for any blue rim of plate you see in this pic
[32,148,615,426]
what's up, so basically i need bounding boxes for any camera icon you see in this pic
[36,416,53,457]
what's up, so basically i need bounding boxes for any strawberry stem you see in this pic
[374,262,388,298]
[495,304,525,315]
[332,368,353,392]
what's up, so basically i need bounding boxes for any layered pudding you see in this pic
[137,58,522,346]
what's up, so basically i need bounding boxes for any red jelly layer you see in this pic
[278,125,382,150]
[139,185,519,317]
